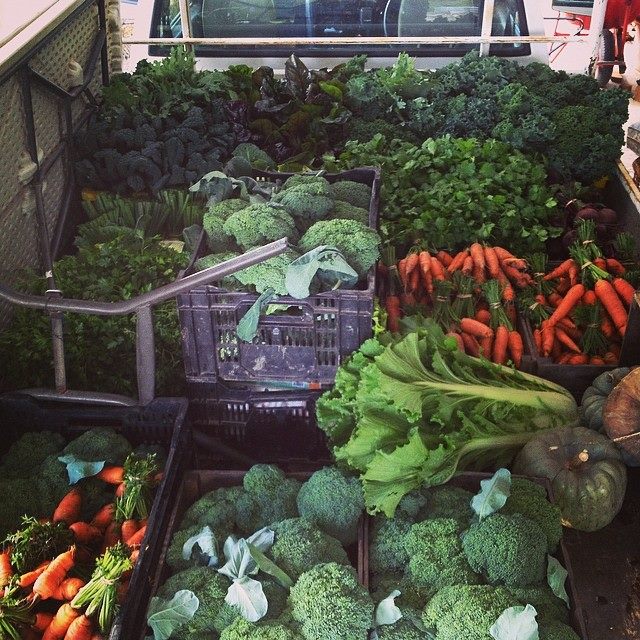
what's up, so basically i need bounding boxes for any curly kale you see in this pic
[223,204,297,249]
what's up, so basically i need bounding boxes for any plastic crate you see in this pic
[178,167,380,388]
[0,395,190,640]
[128,468,366,640]
[188,382,329,465]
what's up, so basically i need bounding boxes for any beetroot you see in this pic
[598,207,618,225]
[575,207,599,221]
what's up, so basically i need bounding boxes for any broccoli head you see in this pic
[502,478,562,554]
[289,562,374,640]
[328,180,372,210]
[462,513,547,587]
[270,517,349,580]
[539,619,581,640]
[376,620,425,640]
[422,584,520,640]
[281,175,330,191]
[0,431,65,479]
[235,250,300,295]
[405,518,480,589]
[298,219,381,278]
[0,479,43,537]
[296,466,364,545]
[194,251,241,289]
[220,617,303,640]
[235,465,301,534]
[272,182,334,223]
[369,517,411,574]
[327,201,369,225]
[425,485,474,528]
[180,485,244,532]
[372,574,434,628]
[223,204,297,250]
[395,489,430,521]
[203,200,246,252]
[508,584,570,624]
[62,427,132,466]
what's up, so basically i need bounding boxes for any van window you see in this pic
[149,0,530,58]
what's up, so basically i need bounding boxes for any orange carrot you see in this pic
[121,520,139,545]
[590,356,606,365]
[603,351,619,365]
[129,549,140,564]
[20,560,50,588]
[436,250,453,267]
[404,252,420,279]
[407,269,420,294]
[541,321,555,357]
[96,466,124,485]
[483,246,501,279]
[460,332,480,357]
[459,317,493,339]
[64,614,93,640]
[533,329,542,354]
[548,292,563,307]
[557,352,574,364]
[568,263,579,287]
[479,334,493,359]
[474,309,491,325]
[0,549,13,588]
[42,603,79,640]
[69,522,102,545]
[469,243,485,273]
[555,278,571,296]
[445,332,465,352]
[386,295,401,333]
[582,290,597,305]
[594,257,607,271]
[33,612,54,632]
[492,325,509,365]
[502,283,515,303]
[568,353,589,365]
[595,279,628,332]
[547,284,586,326]
[33,548,75,600]
[127,525,147,548]
[115,483,126,498]
[53,488,82,525]
[102,522,120,552]
[543,259,575,281]
[430,257,446,281]
[418,251,433,294]
[53,577,85,601]
[508,330,523,368]
[601,315,616,339]
[397,258,408,290]
[612,277,635,307]
[493,246,516,262]
[461,255,474,276]
[606,258,626,276]
[90,504,115,532]
[447,249,469,273]
[557,316,577,330]
[555,326,581,353]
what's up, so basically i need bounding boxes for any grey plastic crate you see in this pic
[178,167,380,388]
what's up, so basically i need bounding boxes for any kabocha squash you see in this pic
[603,367,640,466]
[580,368,630,431]
[513,426,627,532]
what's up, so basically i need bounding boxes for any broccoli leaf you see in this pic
[547,556,570,606]
[471,468,512,521]
[246,542,293,588]
[219,528,275,580]
[489,605,539,640]
[147,590,199,640]
[375,590,403,626]
[236,289,278,343]
[181,525,218,567]
[57,454,105,485]
[225,576,268,622]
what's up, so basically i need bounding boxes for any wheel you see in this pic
[593,29,615,88]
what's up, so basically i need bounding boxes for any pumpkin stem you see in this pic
[566,449,589,469]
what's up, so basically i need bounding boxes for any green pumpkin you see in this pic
[579,368,630,431]
[513,426,627,532]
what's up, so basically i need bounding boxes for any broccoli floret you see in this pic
[539,619,581,640]
[372,574,434,627]
[508,585,570,624]
[166,524,217,573]
[405,518,480,589]
[281,175,330,191]
[296,467,364,545]
[79,477,113,522]
[327,201,369,225]
[376,620,425,640]
[370,517,411,574]
[220,617,303,640]
[502,479,562,554]
[328,180,372,209]
[194,252,241,289]
[270,517,349,580]
[235,465,301,534]
[395,489,430,521]
[62,427,132,466]
[299,219,380,278]
[422,584,520,640]
[272,183,334,223]
[181,486,244,532]
[0,431,65,479]
[425,486,474,528]
[156,566,229,638]
[0,480,43,537]
[203,200,246,252]
[289,562,374,640]
[462,513,547,587]
[36,455,70,513]
[223,204,297,250]
[234,250,300,295]
[232,143,276,170]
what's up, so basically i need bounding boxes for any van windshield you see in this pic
[150,0,530,58]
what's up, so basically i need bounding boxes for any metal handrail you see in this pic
[0,238,289,406]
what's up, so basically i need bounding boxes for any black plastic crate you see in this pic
[187,382,329,465]
[178,167,380,388]
[0,395,190,640]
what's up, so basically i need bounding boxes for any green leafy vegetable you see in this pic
[147,589,200,640]
[375,590,403,626]
[57,455,105,485]
[489,605,539,640]
[181,526,218,568]
[546,556,570,607]
[471,468,512,521]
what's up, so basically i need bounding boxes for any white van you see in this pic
[129,0,548,70]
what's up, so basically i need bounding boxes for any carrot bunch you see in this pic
[0,451,162,639]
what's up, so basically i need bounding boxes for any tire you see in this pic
[594,29,615,88]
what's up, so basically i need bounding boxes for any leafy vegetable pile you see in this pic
[0,428,165,638]
[316,320,578,516]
